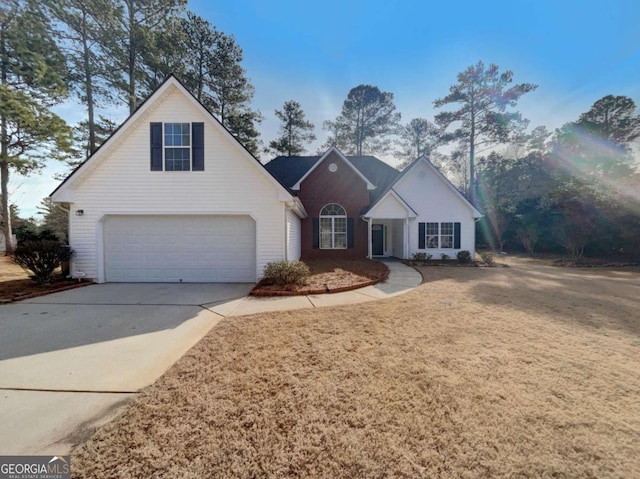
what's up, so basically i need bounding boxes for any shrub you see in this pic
[12,240,74,284]
[411,252,432,264]
[262,260,310,287]
[440,253,450,260]
[457,250,472,264]
[480,252,495,266]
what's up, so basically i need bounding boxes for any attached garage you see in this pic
[103,215,256,283]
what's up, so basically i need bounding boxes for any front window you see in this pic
[320,203,347,249]
[426,222,439,248]
[426,222,454,249]
[165,123,191,171]
[440,222,453,248]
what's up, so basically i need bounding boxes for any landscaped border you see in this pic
[1,281,94,304]
[250,261,390,297]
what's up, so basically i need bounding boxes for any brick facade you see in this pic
[299,152,370,259]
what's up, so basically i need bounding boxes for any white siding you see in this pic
[395,161,477,259]
[286,209,301,261]
[366,193,408,218]
[64,85,287,282]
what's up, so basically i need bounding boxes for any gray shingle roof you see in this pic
[264,155,400,205]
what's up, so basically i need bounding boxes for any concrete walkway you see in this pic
[207,260,422,317]
[0,260,421,455]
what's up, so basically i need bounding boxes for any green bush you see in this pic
[456,250,472,263]
[480,252,495,265]
[262,260,310,287]
[411,252,433,264]
[440,253,450,260]
[12,240,74,284]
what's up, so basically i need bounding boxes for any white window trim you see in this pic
[164,123,191,172]
[320,203,347,250]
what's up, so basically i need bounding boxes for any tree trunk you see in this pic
[469,93,478,208]
[0,22,12,254]
[127,4,136,114]
[81,7,96,155]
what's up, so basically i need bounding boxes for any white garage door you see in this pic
[104,215,256,282]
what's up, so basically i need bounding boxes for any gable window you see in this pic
[319,203,347,249]
[420,222,460,249]
[164,123,191,171]
[150,122,204,172]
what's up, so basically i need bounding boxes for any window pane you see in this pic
[320,233,332,248]
[320,203,346,216]
[334,217,347,233]
[426,222,438,248]
[441,222,453,248]
[165,148,190,171]
[334,233,347,249]
[165,123,190,147]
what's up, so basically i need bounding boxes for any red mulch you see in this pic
[0,256,93,303]
[251,259,389,296]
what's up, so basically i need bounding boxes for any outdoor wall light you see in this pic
[75,209,84,216]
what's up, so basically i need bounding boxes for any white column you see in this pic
[366,218,372,259]
[404,218,409,259]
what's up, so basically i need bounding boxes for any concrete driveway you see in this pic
[0,261,422,455]
[0,282,253,455]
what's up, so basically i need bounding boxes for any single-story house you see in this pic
[51,75,481,283]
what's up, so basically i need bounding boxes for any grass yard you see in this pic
[72,257,640,478]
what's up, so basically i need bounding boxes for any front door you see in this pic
[372,224,384,256]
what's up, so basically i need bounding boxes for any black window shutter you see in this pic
[150,122,163,171]
[418,222,426,249]
[312,218,319,248]
[192,122,204,171]
[347,218,354,249]
[454,222,461,249]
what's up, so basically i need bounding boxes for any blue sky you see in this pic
[11,0,640,218]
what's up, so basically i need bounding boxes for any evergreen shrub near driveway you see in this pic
[12,239,74,284]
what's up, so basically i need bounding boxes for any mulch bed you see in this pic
[0,277,94,303]
[251,259,389,296]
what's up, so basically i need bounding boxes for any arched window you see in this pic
[319,203,347,249]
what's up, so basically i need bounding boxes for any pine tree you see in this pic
[268,101,316,156]
[324,85,400,155]
[434,61,537,205]
[0,0,72,254]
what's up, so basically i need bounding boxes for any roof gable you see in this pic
[51,75,293,202]
[291,147,375,191]
[364,188,417,218]
[396,156,483,218]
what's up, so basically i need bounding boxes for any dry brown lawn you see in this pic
[72,257,640,478]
